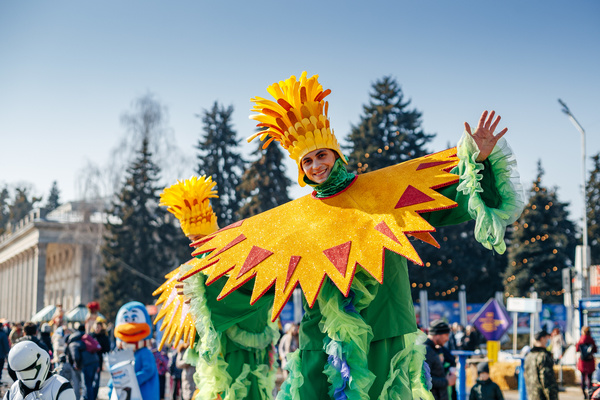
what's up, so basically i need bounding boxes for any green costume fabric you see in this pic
[182,132,523,400]
[182,261,279,400]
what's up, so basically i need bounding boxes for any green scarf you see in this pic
[303,158,355,198]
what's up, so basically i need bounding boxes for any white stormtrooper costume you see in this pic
[3,341,76,400]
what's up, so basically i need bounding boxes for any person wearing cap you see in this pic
[425,320,456,400]
[174,72,524,399]
[469,362,503,400]
[524,329,558,400]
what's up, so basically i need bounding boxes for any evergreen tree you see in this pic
[409,220,508,303]
[237,140,292,219]
[587,153,600,264]
[196,101,245,227]
[0,186,9,234]
[504,161,577,303]
[345,76,435,173]
[100,97,189,321]
[44,181,61,214]
[8,187,41,226]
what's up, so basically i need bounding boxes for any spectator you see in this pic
[549,327,565,365]
[0,323,9,382]
[16,321,50,354]
[51,304,64,329]
[53,325,72,363]
[56,352,77,384]
[8,322,23,345]
[90,320,111,400]
[461,325,478,351]
[469,362,503,400]
[168,347,182,400]
[151,340,169,400]
[278,323,299,379]
[90,320,111,370]
[425,319,456,400]
[84,302,100,334]
[67,322,100,400]
[40,323,54,354]
[524,328,558,400]
[175,343,196,400]
[577,326,597,399]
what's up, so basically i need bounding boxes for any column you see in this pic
[33,243,48,315]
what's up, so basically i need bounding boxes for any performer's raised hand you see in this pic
[464,110,507,162]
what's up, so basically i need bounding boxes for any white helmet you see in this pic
[8,340,51,390]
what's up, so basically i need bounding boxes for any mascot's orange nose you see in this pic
[115,322,151,343]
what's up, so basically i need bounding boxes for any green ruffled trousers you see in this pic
[278,251,432,400]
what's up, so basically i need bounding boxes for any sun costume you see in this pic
[157,72,524,400]
[153,176,280,400]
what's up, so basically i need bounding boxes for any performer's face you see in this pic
[301,149,337,184]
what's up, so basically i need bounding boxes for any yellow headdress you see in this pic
[159,176,219,237]
[248,72,347,186]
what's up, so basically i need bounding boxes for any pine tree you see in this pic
[237,140,292,219]
[504,161,577,303]
[44,181,61,214]
[345,76,435,173]
[8,187,41,226]
[196,102,245,227]
[0,186,9,234]
[100,137,187,320]
[587,153,600,264]
[409,220,508,303]
[100,96,189,321]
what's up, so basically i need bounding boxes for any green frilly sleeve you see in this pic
[455,132,525,253]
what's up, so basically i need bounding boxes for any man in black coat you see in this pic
[425,319,457,400]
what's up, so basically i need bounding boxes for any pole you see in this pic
[559,99,589,298]
[452,350,476,400]
[459,285,467,326]
[513,311,518,355]
[419,290,429,327]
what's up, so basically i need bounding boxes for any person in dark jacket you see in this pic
[524,329,558,400]
[67,322,100,400]
[577,326,598,399]
[469,362,503,400]
[0,323,9,381]
[425,319,457,400]
[15,322,50,354]
[40,323,53,354]
[90,320,110,400]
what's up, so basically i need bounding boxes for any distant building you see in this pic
[0,201,108,322]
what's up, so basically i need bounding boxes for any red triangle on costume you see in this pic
[216,219,245,233]
[395,185,435,209]
[237,246,274,278]
[323,241,352,276]
[209,234,246,260]
[407,232,440,248]
[416,160,454,171]
[284,256,302,289]
[374,221,401,244]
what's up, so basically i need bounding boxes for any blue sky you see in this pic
[1,1,599,229]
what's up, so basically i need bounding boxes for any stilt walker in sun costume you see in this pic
[159,72,525,399]
[153,176,280,400]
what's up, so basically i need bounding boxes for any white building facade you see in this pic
[0,202,105,322]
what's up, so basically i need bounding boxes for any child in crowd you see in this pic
[469,362,504,400]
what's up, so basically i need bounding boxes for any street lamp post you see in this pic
[558,99,589,298]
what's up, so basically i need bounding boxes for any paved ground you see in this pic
[1,364,586,400]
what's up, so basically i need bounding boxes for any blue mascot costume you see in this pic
[109,301,159,400]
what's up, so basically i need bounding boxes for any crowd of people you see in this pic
[2,311,600,400]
